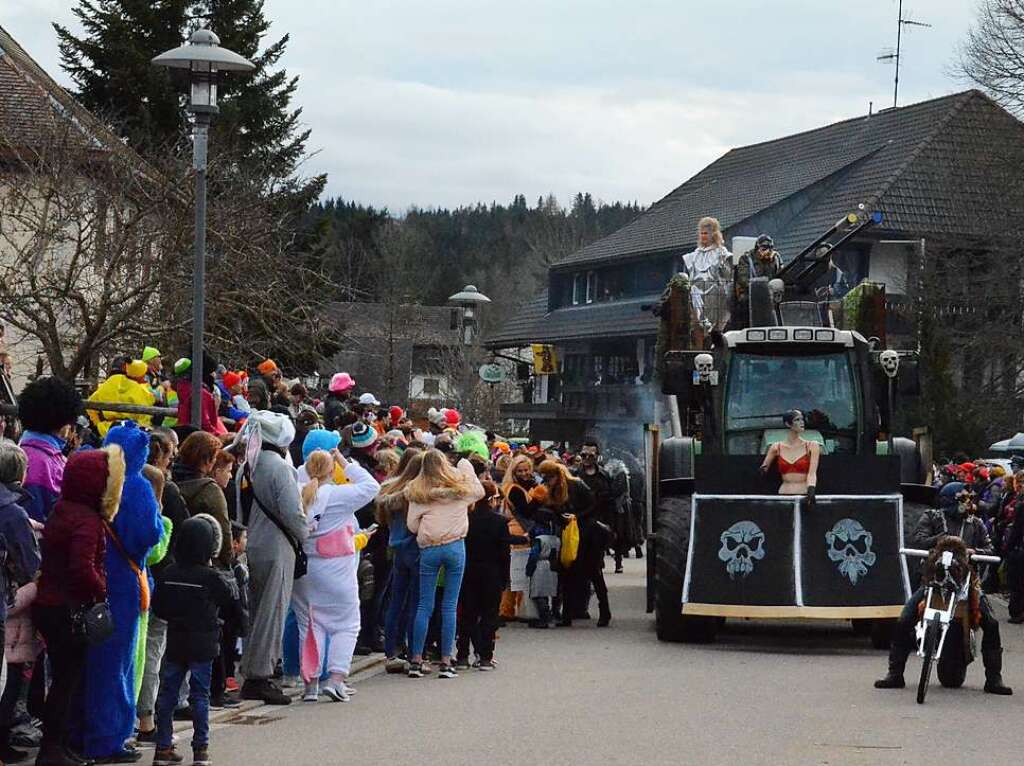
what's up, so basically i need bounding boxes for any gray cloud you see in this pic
[8,0,975,210]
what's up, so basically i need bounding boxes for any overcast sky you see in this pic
[7,0,977,212]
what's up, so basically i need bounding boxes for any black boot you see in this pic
[983,648,1013,695]
[873,654,906,689]
[597,608,611,628]
[34,743,84,766]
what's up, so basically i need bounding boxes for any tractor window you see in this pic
[724,351,859,453]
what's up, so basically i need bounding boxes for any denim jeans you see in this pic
[411,540,465,659]
[384,540,420,658]
[156,660,212,750]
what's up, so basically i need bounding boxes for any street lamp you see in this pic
[152,29,254,425]
[448,285,492,346]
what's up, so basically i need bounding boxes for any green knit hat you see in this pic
[142,346,161,362]
[173,357,192,376]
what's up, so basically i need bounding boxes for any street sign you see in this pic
[478,363,506,384]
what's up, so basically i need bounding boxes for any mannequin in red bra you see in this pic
[760,409,820,509]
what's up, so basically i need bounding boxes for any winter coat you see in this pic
[36,447,124,609]
[0,483,41,621]
[150,480,190,583]
[406,460,485,548]
[4,583,41,663]
[464,508,528,588]
[911,508,994,555]
[174,380,226,435]
[173,464,233,568]
[19,432,66,523]
[153,513,241,663]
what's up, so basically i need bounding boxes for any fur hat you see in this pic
[302,429,341,462]
[350,421,377,450]
[455,430,488,460]
[329,372,355,394]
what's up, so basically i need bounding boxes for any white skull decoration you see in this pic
[718,521,766,580]
[879,349,899,379]
[694,353,714,383]
[768,278,785,304]
[825,518,877,585]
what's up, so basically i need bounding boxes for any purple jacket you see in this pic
[20,433,66,523]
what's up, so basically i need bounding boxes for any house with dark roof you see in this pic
[488,90,1024,447]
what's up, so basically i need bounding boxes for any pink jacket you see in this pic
[406,460,485,548]
[5,583,41,663]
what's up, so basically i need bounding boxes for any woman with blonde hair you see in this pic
[290,448,380,703]
[376,448,425,672]
[499,454,539,620]
[405,449,485,678]
[682,215,733,332]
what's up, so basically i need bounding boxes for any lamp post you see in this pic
[152,29,254,425]
[447,285,492,346]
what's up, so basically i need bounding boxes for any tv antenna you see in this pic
[876,0,931,108]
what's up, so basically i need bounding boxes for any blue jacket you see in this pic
[0,483,42,621]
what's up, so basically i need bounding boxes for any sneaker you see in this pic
[475,659,496,671]
[385,657,407,674]
[302,682,319,703]
[454,657,471,670]
[93,747,143,764]
[225,677,240,693]
[153,748,183,766]
[437,664,458,679]
[341,682,357,696]
[191,747,211,766]
[134,729,157,746]
[321,684,351,703]
[407,662,424,679]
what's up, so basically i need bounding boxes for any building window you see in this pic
[422,378,440,395]
[585,271,596,304]
[572,274,583,305]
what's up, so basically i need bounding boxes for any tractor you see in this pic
[648,209,932,647]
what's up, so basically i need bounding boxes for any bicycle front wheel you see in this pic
[916,615,941,704]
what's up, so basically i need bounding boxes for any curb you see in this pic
[173,654,387,732]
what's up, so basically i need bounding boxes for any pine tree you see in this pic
[54,0,189,153]
[196,0,324,204]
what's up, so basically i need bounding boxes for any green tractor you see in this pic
[648,211,931,647]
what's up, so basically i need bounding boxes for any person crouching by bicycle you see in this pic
[875,491,1011,695]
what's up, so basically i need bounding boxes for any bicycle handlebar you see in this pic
[899,547,1001,565]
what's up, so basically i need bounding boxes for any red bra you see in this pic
[777,445,811,475]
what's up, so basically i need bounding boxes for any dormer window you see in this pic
[572,273,584,305]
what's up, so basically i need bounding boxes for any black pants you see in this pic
[456,576,502,663]
[32,605,85,748]
[0,659,25,744]
[889,587,1002,667]
[1006,549,1024,619]
[562,560,610,624]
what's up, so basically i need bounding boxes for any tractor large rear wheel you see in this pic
[655,496,717,643]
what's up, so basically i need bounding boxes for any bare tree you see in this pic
[0,122,190,381]
[959,0,1024,115]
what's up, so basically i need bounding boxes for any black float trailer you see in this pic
[648,211,931,645]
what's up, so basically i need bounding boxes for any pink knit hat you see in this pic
[329,372,355,394]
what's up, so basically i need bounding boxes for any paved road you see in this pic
[208,559,1023,766]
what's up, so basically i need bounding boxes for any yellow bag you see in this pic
[560,516,580,569]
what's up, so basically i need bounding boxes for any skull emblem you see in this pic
[825,518,877,585]
[879,349,899,379]
[718,521,766,580]
[694,353,714,383]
